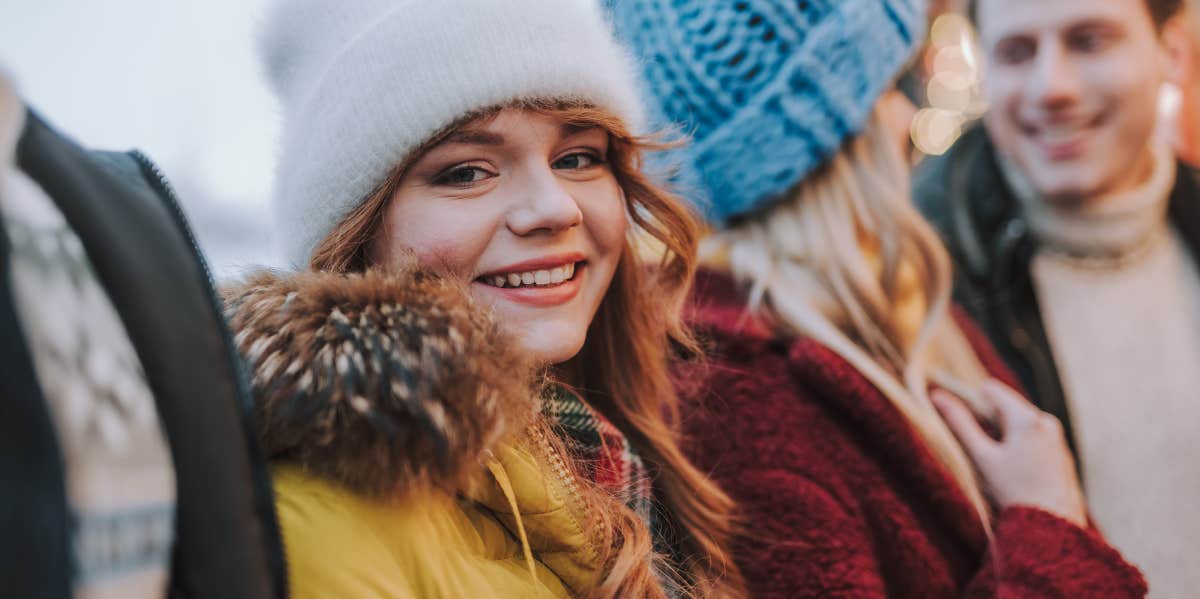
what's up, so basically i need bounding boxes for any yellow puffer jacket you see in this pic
[222,270,607,598]
[275,432,604,598]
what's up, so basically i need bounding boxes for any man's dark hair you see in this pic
[967,0,1183,29]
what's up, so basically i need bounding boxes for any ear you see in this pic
[1159,14,1193,88]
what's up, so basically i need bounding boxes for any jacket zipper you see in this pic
[129,150,255,403]
[128,149,290,599]
[527,425,607,569]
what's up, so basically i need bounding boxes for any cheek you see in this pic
[1085,61,1159,145]
[983,109,1019,159]
[982,72,1019,110]
[375,198,498,277]
[983,79,1023,143]
[578,183,629,256]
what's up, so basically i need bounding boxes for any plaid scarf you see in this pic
[542,385,654,527]
[543,386,689,597]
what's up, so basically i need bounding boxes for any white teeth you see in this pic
[1039,127,1085,143]
[482,263,580,288]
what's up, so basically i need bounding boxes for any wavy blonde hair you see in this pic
[706,105,995,528]
[309,100,744,598]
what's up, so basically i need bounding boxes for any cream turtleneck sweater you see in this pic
[1004,145,1200,599]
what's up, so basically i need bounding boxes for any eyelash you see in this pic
[431,149,606,187]
[553,150,606,170]
[432,164,494,187]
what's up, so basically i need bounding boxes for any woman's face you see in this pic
[372,109,629,365]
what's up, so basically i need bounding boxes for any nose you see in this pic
[506,165,583,236]
[1025,39,1081,112]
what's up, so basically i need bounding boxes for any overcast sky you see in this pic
[0,0,283,277]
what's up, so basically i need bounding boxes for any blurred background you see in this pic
[0,0,281,279]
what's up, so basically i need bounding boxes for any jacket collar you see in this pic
[223,268,540,499]
[687,268,776,342]
[940,126,1032,285]
[1168,167,1200,259]
[469,432,607,594]
[689,268,990,557]
[784,339,990,560]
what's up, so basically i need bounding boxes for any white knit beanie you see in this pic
[259,0,647,267]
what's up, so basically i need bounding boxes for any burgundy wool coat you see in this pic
[679,269,1147,598]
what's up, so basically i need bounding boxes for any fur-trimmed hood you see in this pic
[223,268,540,498]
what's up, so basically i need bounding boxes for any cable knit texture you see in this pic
[259,0,647,266]
[608,0,925,224]
[678,269,1148,598]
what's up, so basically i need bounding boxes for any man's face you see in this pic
[977,0,1180,204]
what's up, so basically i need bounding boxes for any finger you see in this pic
[981,379,1040,431]
[931,389,998,461]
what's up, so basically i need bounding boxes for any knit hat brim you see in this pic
[612,0,926,225]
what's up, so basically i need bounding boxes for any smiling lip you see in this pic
[476,252,586,278]
[1023,113,1103,162]
[474,252,587,307]
[477,267,584,307]
[1038,135,1088,161]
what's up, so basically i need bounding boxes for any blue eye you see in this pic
[434,166,492,186]
[553,152,603,170]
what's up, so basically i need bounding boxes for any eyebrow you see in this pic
[561,123,603,138]
[443,129,506,146]
[1066,17,1124,33]
[994,16,1123,41]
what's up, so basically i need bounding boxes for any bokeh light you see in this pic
[911,12,986,156]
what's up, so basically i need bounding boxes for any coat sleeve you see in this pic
[728,468,1146,598]
[966,507,1148,598]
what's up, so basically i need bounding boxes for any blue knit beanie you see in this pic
[608,0,927,225]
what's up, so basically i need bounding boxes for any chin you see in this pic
[1029,172,1109,204]
[509,324,587,366]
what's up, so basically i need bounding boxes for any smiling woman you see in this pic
[230,1,744,598]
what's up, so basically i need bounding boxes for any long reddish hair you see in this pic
[309,100,744,598]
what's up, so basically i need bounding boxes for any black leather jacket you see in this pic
[913,125,1200,463]
[0,111,287,599]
